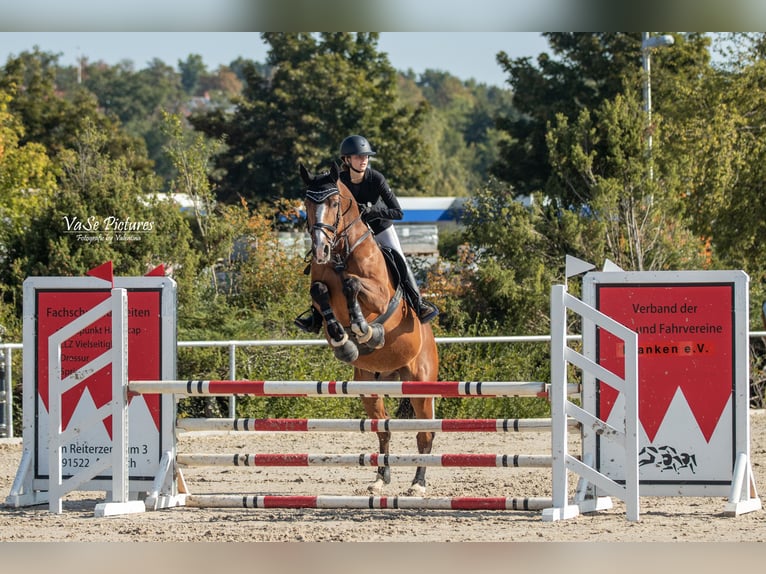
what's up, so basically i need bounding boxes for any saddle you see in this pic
[378,246,418,311]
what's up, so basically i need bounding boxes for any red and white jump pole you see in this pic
[175,417,579,433]
[185,494,554,511]
[130,379,580,398]
[176,452,554,468]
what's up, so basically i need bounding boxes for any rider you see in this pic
[294,134,440,333]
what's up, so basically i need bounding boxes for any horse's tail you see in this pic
[395,398,415,419]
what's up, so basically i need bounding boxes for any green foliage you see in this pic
[493,33,644,198]
[160,110,247,277]
[190,32,430,203]
[2,119,201,311]
[454,179,558,333]
[82,58,188,181]
[178,54,206,95]
[402,71,514,197]
[546,90,706,271]
[436,338,552,419]
[0,49,154,176]
[0,90,59,312]
[494,33,710,202]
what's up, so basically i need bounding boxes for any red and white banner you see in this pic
[583,270,750,496]
[24,264,176,487]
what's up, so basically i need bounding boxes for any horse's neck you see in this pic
[341,207,366,243]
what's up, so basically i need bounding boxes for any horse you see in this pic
[299,163,439,496]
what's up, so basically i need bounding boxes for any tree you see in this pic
[546,90,705,271]
[196,65,243,104]
[494,32,710,205]
[161,110,250,292]
[190,33,430,203]
[447,179,557,333]
[82,57,186,181]
[0,49,153,176]
[3,119,200,309]
[0,88,57,316]
[407,70,514,196]
[179,54,206,95]
[658,34,766,312]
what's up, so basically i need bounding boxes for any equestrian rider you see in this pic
[295,134,440,333]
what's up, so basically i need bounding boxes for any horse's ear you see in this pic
[330,162,339,181]
[299,163,312,185]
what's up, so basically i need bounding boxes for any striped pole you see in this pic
[176,417,580,433]
[130,379,581,397]
[176,453,553,468]
[185,494,553,511]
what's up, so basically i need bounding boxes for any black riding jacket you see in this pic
[340,167,403,235]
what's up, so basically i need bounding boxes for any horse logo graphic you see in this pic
[638,445,697,474]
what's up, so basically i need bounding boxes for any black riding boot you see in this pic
[294,306,323,333]
[402,264,439,324]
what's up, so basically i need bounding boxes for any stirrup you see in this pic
[417,301,439,324]
[294,308,322,334]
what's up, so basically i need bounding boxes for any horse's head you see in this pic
[300,163,359,265]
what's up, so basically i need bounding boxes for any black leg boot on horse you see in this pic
[295,259,325,333]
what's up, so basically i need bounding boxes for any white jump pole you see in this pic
[94,288,145,517]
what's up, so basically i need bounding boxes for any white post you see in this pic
[229,343,237,418]
[543,284,580,521]
[623,324,640,522]
[94,288,144,516]
[47,329,64,514]
[2,348,12,438]
[544,282,640,522]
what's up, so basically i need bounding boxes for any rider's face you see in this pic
[348,154,369,170]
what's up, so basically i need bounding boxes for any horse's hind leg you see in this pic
[399,347,438,496]
[361,396,391,494]
[407,397,436,496]
[310,281,358,363]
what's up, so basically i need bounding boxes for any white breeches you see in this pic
[375,226,405,258]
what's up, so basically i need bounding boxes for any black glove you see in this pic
[359,202,380,222]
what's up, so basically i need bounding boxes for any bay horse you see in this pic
[299,163,439,496]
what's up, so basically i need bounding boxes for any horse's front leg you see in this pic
[361,395,391,495]
[342,276,384,349]
[310,281,358,363]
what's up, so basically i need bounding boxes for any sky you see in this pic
[0,32,551,88]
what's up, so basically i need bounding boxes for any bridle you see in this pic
[306,186,372,270]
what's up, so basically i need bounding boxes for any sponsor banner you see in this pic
[24,273,176,487]
[583,271,749,495]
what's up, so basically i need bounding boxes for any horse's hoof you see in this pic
[333,341,359,363]
[359,323,385,350]
[406,483,427,497]
[329,332,349,347]
[368,323,385,349]
[351,322,368,339]
[367,479,386,495]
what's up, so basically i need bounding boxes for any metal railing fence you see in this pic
[3,331,766,438]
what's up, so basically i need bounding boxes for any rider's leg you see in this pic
[294,306,323,333]
[375,227,439,324]
[294,261,323,333]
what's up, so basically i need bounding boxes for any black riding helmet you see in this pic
[339,135,376,157]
